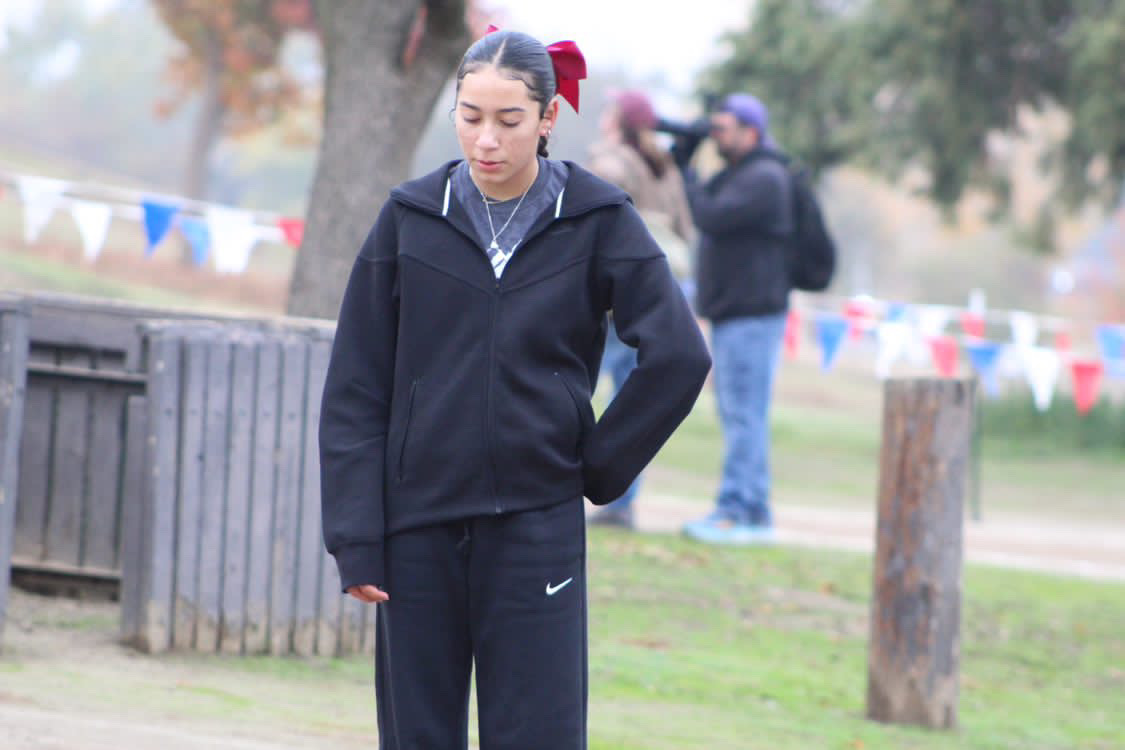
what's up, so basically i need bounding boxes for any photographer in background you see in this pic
[676,93,794,545]
[586,90,697,530]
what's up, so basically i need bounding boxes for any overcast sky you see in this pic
[496,0,753,93]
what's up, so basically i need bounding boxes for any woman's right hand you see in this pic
[347,584,389,603]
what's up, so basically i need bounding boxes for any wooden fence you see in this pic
[120,319,373,657]
[4,293,371,657]
[0,298,30,649]
[12,293,217,585]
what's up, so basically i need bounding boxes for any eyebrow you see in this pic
[459,102,527,114]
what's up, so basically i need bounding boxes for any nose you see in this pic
[476,124,500,150]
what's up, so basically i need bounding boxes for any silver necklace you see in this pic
[479,182,532,256]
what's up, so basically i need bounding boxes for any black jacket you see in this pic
[320,161,711,591]
[689,148,794,322]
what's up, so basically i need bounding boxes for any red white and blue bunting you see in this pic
[1,168,305,273]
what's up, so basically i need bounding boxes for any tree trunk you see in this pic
[180,31,225,263]
[184,32,225,201]
[866,377,974,730]
[286,0,469,319]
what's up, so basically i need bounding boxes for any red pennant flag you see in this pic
[843,299,873,340]
[960,311,986,339]
[929,335,959,377]
[1069,359,1103,415]
[279,217,304,248]
[784,309,800,359]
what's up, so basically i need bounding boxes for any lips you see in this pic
[476,160,503,173]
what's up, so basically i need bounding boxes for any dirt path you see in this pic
[633,491,1125,582]
[0,704,350,750]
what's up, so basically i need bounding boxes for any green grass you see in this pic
[584,532,1124,749]
[649,367,1125,521]
[0,246,206,308]
[5,538,1121,748]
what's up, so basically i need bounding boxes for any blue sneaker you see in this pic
[682,512,776,545]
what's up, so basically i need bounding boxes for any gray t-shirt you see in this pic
[452,157,568,277]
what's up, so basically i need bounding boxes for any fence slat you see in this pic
[134,333,182,652]
[221,337,256,655]
[84,386,126,570]
[173,338,207,650]
[244,337,280,654]
[196,338,232,653]
[1,303,30,650]
[14,385,52,561]
[269,337,307,655]
[45,386,88,567]
[118,395,147,643]
[292,339,324,657]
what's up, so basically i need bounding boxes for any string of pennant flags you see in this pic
[788,296,1125,416]
[2,168,1123,414]
[0,168,305,274]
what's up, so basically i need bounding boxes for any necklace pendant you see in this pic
[489,240,501,252]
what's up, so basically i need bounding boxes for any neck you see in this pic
[724,143,757,166]
[472,156,540,201]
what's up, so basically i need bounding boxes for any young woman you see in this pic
[586,89,698,529]
[319,29,710,749]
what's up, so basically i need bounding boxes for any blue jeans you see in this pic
[712,312,787,526]
[597,322,641,511]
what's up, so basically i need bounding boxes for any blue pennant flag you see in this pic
[142,199,179,255]
[1097,325,1125,378]
[816,314,849,371]
[886,302,909,323]
[179,216,211,266]
[965,339,1003,396]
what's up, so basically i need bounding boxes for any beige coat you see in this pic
[587,141,697,280]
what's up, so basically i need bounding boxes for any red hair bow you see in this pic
[485,25,587,113]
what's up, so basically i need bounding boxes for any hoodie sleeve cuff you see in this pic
[333,542,386,593]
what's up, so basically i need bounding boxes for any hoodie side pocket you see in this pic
[397,378,420,481]
[556,372,593,448]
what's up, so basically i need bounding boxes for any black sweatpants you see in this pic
[375,497,587,750]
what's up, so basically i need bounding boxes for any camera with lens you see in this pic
[653,92,719,170]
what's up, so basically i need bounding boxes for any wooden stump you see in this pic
[866,378,974,729]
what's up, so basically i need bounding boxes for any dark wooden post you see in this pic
[867,377,974,729]
[0,300,30,651]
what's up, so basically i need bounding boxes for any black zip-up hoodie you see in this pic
[689,147,794,322]
[320,160,711,591]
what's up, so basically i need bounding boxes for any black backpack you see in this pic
[760,154,837,292]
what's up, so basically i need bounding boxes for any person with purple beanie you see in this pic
[681,93,794,544]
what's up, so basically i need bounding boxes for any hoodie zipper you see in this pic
[486,285,502,513]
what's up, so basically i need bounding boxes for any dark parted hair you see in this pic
[455,30,557,157]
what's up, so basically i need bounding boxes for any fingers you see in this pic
[347,584,390,603]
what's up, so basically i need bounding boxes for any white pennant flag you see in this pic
[908,305,950,366]
[18,176,68,244]
[69,200,113,261]
[206,206,260,274]
[1023,346,1061,412]
[1009,311,1039,348]
[916,305,951,337]
[876,322,911,379]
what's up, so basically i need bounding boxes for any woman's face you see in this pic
[456,65,559,199]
